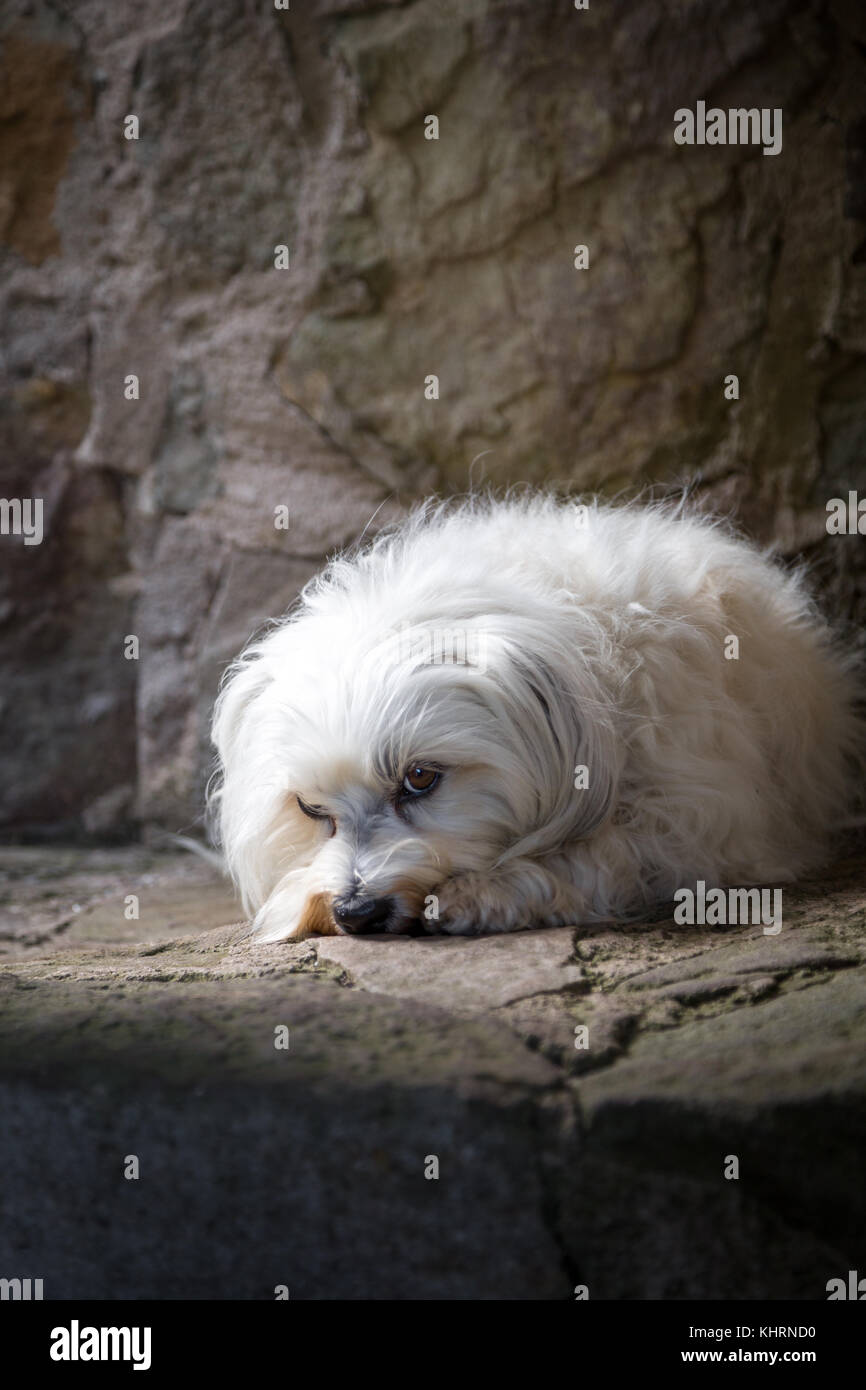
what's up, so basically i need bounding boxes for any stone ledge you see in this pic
[0,844,864,1298]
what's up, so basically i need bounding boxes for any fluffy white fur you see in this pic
[210,494,862,942]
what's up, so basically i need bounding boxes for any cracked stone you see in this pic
[0,842,864,1297]
[315,925,585,1014]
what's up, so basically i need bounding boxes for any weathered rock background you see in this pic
[1,0,865,838]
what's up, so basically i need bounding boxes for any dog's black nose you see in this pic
[332,894,394,934]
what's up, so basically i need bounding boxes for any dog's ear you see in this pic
[495,643,619,858]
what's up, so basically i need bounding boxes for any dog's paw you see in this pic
[431,872,520,936]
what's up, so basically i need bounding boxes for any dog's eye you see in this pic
[401,766,440,796]
[297,796,335,836]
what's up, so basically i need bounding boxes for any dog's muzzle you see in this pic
[332,893,395,934]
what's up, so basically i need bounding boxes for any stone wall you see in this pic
[1,0,865,839]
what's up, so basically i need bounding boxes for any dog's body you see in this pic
[211,495,861,941]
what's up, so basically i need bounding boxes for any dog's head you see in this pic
[211,604,616,941]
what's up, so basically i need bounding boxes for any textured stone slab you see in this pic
[316,925,585,1013]
[0,847,239,958]
[0,978,569,1300]
[0,922,570,1299]
[1,843,865,1298]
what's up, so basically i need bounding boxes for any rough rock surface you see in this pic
[1,0,865,836]
[1,841,864,1298]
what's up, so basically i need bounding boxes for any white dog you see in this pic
[210,494,862,941]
